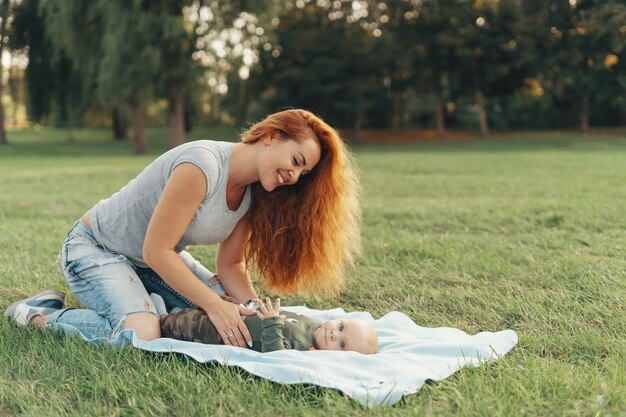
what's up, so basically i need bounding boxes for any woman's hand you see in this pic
[205,298,255,348]
[256,297,284,321]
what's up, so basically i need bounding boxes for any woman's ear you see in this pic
[264,130,283,145]
[262,132,274,146]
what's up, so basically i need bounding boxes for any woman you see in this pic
[5,109,360,347]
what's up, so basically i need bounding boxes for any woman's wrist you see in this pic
[216,265,258,302]
[197,289,224,313]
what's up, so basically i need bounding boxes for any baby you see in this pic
[159,298,378,354]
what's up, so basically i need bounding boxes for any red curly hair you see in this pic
[241,109,361,295]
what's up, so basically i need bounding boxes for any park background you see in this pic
[0,1,625,416]
[0,0,625,145]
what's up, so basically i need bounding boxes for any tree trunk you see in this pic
[112,107,127,140]
[435,89,446,139]
[620,100,626,126]
[0,100,6,144]
[475,87,490,138]
[498,96,509,131]
[130,99,148,154]
[235,80,251,127]
[11,92,18,128]
[167,86,185,149]
[8,64,19,128]
[433,70,446,139]
[581,87,590,133]
[209,94,219,124]
[0,0,10,145]
[390,92,402,130]
[353,102,365,143]
[184,99,192,133]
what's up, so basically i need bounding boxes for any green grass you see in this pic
[1,128,625,416]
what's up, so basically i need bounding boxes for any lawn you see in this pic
[0,128,624,416]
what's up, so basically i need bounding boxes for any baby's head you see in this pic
[313,318,378,354]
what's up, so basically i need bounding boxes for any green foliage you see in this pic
[1,128,625,415]
[9,0,626,131]
[97,1,162,104]
[451,1,528,97]
[249,0,626,130]
[42,1,103,93]
[519,0,626,126]
[252,3,387,128]
[39,0,197,121]
[10,0,84,125]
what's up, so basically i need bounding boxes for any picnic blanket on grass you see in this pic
[50,306,518,406]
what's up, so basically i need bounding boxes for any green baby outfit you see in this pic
[159,308,319,352]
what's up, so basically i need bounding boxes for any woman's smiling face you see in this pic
[258,130,321,192]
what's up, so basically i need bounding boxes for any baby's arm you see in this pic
[257,298,289,353]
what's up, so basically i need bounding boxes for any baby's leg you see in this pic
[159,308,223,344]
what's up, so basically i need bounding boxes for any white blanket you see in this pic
[52,306,518,406]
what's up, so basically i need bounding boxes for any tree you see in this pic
[0,0,10,144]
[42,1,128,138]
[451,1,529,137]
[384,0,464,137]
[7,57,26,128]
[96,0,173,154]
[150,0,196,149]
[13,0,96,128]
[525,0,626,132]
[569,1,626,131]
[252,2,386,132]
[185,0,281,126]
[43,0,197,151]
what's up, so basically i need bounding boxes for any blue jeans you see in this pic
[46,220,226,340]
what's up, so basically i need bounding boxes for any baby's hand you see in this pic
[256,297,284,321]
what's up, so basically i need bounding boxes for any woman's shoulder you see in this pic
[164,140,234,197]
[175,139,232,154]
[168,140,233,165]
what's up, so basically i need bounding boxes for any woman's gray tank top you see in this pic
[89,140,251,267]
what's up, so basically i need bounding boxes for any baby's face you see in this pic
[313,318,377,354]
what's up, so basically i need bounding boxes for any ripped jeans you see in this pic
[46,220,225,340]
